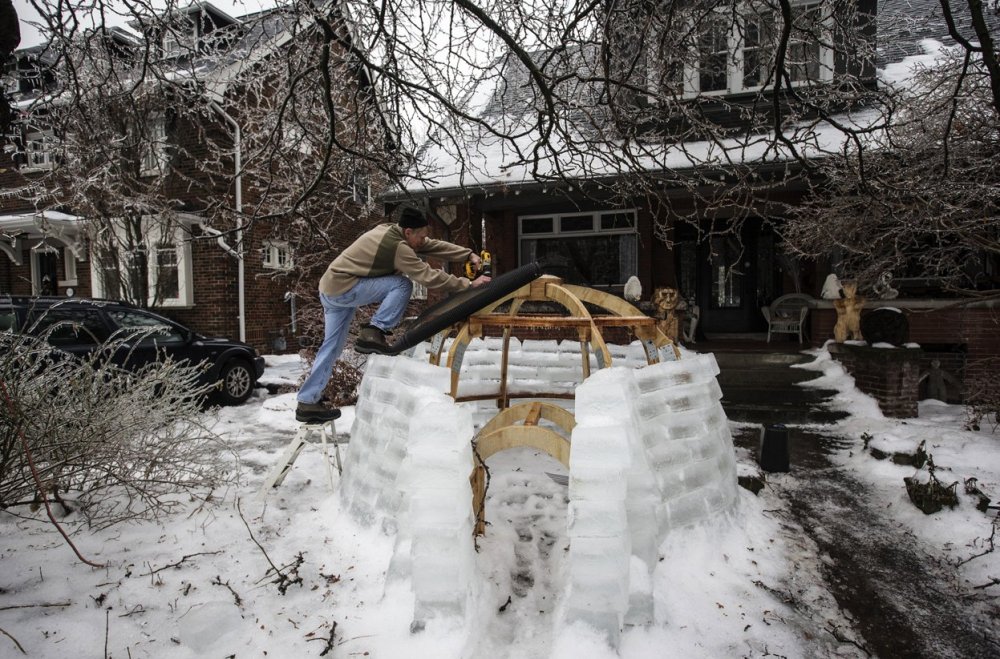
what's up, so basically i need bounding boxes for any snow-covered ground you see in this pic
[1,344,998,658]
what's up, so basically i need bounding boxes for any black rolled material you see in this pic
[386,262,544,354]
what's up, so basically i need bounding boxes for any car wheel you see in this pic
[217,359,255,405]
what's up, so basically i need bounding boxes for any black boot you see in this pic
[295,401,342,423]
[355,324,394,355]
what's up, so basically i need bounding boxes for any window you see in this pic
[140,114,168,175]
[351,171,370,204]
[24,130,56,169]
[698,13,731,94]
[646,1,832,99]
[161,20,197,58]
[518,210,637,290]
[410,280,428,301]
[94,245,122,300]
[59,246,78,287]
[262,241,293,270]
[154,242,180,301]
[28,308,110,346]
[90,219,193,307]
[107,308,187,347]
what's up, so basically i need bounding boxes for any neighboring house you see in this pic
[390,0,998,391]
[0,1,393,354]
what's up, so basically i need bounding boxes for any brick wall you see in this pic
[828,343,922,417]
[813,302,999,401]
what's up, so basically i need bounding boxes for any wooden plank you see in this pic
[523,402,543,426]
[472,315,655,328]
[477,401,576,437]
[475,425,571,468]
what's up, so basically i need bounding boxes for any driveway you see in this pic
[733,427,1000,659]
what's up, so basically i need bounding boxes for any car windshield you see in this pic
[108,309,187,346]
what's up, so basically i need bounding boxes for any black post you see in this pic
[759,424,790,472]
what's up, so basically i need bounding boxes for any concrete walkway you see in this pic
[733,427,1000,658]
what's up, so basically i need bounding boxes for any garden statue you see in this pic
[833,280,865,342]
[651,286,683,343]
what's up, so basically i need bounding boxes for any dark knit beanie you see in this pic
[398,207,429,229]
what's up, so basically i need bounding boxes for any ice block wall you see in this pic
[342,346,739,643]
[339,355,477,625]
[561,352,739,646]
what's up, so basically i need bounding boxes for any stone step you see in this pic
[723,401,849,426]
[716,367,821,388]
[698,349,843,425]
[720,384,839,406]
[707,351,814,369]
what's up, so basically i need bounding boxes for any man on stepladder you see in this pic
[295,207,491,423]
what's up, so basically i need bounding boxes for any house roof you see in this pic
[400,0,998,197]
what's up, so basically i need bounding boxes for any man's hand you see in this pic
[470,275,491,288]
[469,252,482,269]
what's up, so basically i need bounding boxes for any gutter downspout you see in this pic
[207,100,246,343]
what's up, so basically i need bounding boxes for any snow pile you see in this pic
[341,344,738,646]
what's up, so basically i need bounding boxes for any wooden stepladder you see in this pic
[260,421,343,495]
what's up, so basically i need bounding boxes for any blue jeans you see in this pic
[297,274,413,405]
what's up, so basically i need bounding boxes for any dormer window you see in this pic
[646,1,833,100]
[161,20,197,58]
[24,129,57,170]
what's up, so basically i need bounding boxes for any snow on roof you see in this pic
[400,0,996,196]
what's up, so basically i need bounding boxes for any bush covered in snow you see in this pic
[0,330,234,530]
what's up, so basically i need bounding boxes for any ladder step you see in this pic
[259,421,343,496]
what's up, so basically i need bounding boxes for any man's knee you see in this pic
[394,277,413,295]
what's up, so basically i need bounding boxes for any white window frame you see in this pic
[262,240,293,270]
[29,240,61,295]
[647,1,833,100]
[140,113,169,176]
[89,219,193,307]
[23,129,57,170]
[410,280,428,301]
[351,171,371,204]
[59,247,78,287]
[162,20,197,58]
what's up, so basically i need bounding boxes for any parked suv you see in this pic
[0,296,265,405]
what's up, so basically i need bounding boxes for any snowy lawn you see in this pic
[1,348,998,658]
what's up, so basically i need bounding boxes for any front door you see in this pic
[676,222,778,336]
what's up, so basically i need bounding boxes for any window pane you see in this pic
[521,217,553,234]
[528,235,636,287]
[156,243,179,300]
[699,17,729,92]
[559,214,595,232]
[109,309,186,345]
[711,237,743,308]
[742,14,775,88]
[600,212,635,230]
[96,246,122,299]
[29,309,109,346]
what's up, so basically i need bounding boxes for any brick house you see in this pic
[390,0,999,399]
[0,1,393,354]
